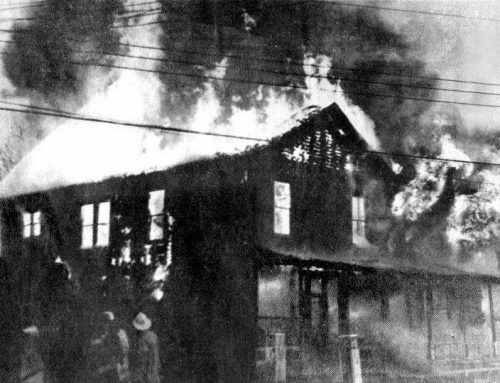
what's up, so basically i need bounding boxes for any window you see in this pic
[274,182,291,236]
[352,196,366,244]
[23,211,41,238]
[81,201,110,249]
[148,190,165,240]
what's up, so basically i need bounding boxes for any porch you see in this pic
[255,259,500,383]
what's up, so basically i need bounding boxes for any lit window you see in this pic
[352,196,366,244]
[23,211,41,238]
[148,190,165,241]
[81,201,110,249]
[81,204,93,249]
[274,182,291,236]
[96,202,110,247]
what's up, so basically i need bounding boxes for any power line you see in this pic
[1,38,499,99]
[3,26,500,90]
[3,100,500,172]
[195,0,500,24]
[1,0,499,24]
[0,98,84,117]
[117,41,500,88]
[0,1,497,90]
[0,48,499,109]
[0,104,270,142]
[8,50,500,109]
[308,0,500,24]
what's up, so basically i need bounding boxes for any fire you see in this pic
[447,169,500,250]
[392,134,472,221]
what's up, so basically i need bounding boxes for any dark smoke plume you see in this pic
[4,0,125,106]
[158,0,437,152]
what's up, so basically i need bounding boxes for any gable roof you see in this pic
[0,101,377,199]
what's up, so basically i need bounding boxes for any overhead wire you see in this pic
[0,0,487,89]
[0,0,498,194]
[1,22,500,89]
[3,0,500,24]
[0,38,498,99]
[1,100,500,178]
[0,48,498,109]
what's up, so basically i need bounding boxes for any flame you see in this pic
[152,263,168,282]
[447,168,500,249]
[392,134,472,221]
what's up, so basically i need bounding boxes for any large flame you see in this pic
[392,134,472,221]
[447,168,500,250]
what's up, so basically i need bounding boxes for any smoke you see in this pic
[155,0,436,152]
[4,0,125,106]
[379,0,500,134]
[0,0,126,178]
[0,0,451,180]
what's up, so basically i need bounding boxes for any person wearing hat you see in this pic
[88,311,122,383]
[132,312,160,383]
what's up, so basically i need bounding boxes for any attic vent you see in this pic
[281,128,348,172]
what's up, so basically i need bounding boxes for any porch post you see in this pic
[320,274,329,346]
[488,283,497,356]
[425,279,434,361]
[299,271,312,344]
[275,333,286,383]
[338,271,352,383]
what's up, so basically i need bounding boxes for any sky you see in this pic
[380,0,500,131]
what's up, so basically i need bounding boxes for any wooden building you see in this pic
[1,102,500,382]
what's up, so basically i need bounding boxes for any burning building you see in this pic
[1,99,500,383]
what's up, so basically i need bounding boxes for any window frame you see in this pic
[351,196,366,243]
[80,201,111,249]
[22,211,42,238]
[148,190,166,241]
[273,181,291,236]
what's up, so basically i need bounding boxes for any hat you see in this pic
[133,312,151,331]
[102,311,115,321]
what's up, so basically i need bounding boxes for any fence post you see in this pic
[338,334,363,383]
[275,333,286,383]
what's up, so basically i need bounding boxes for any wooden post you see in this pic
[349,335,363,383]
[299,271,312,344]
[425,280,434,361]
[488,284,497,356]
[275,333,286,383]
[338,271,353,383]
[320,274,329,346]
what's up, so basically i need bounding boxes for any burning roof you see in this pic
[0,97,378,199]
